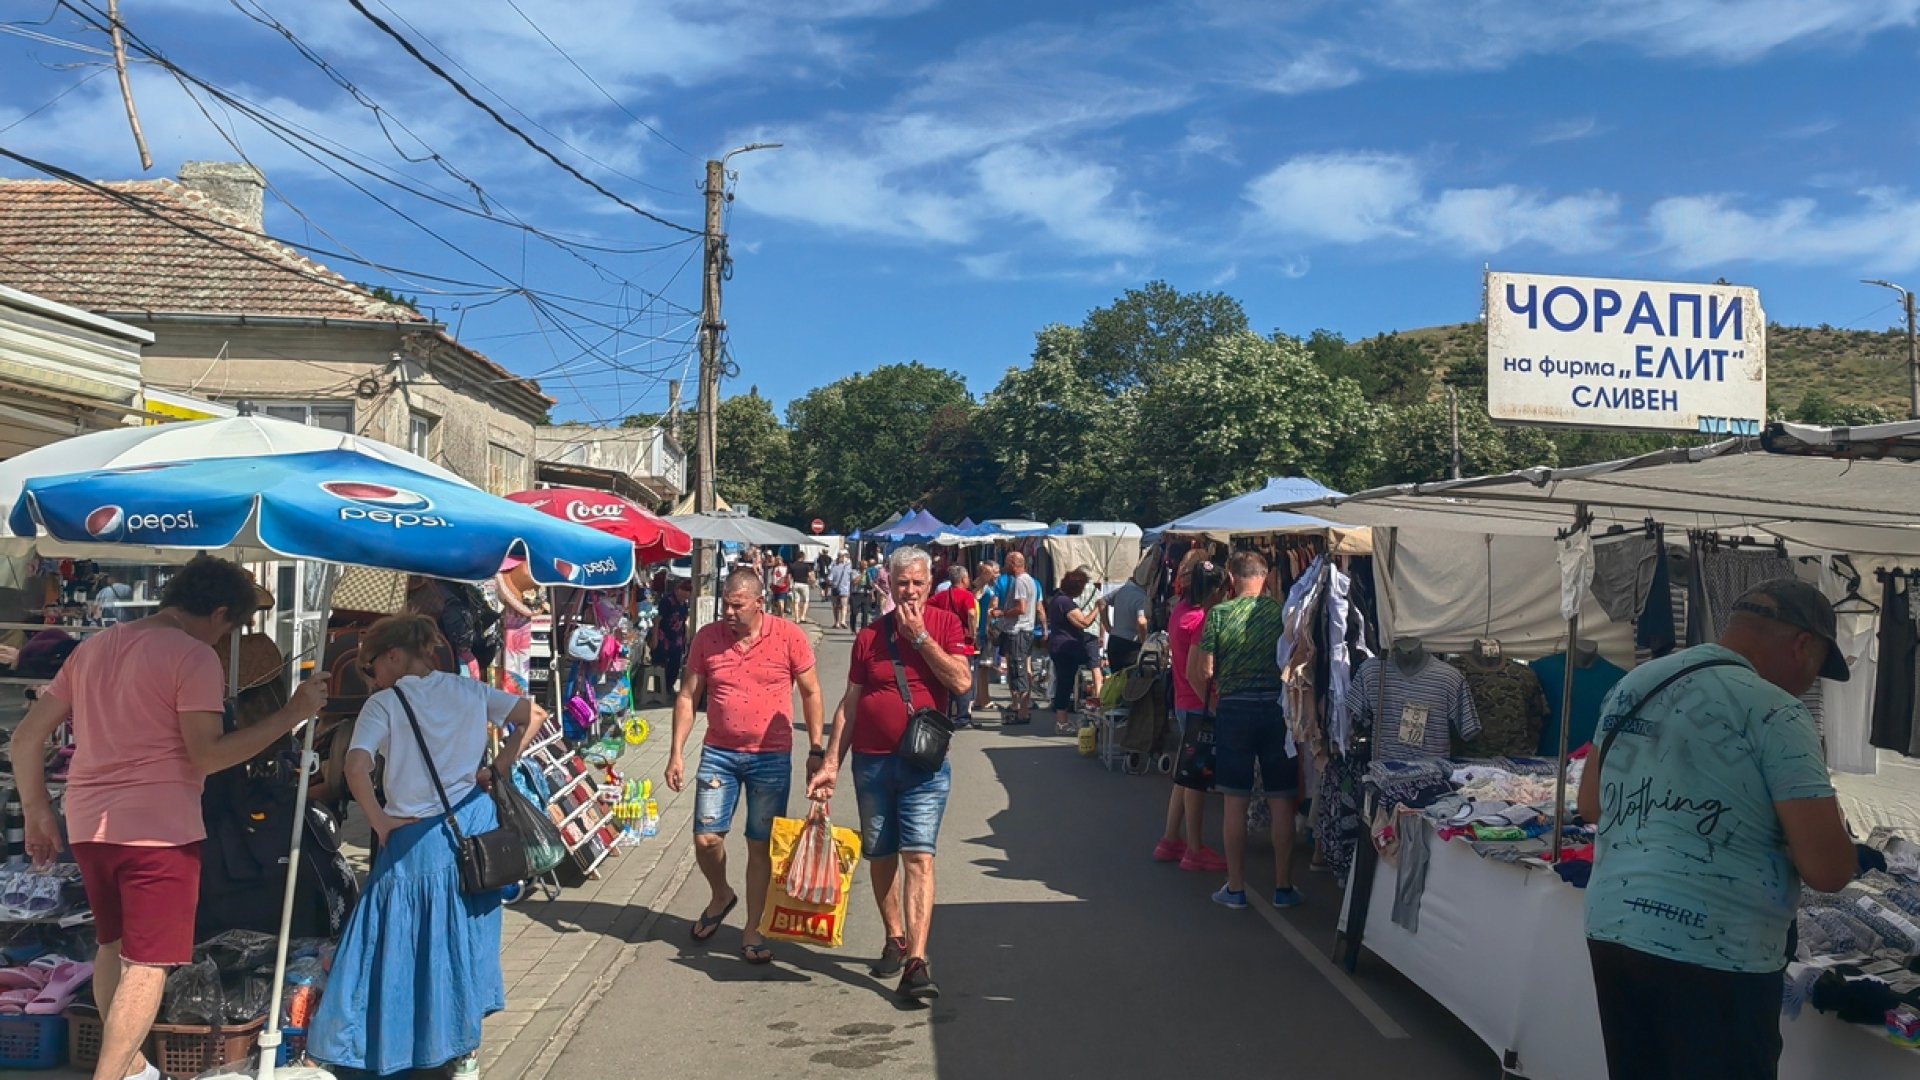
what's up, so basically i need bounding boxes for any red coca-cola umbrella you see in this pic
[506,487,692,565]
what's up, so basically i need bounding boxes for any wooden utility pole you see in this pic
[1906,289,1918,421]
[691,159,725,613]
[1448,383,1462,479]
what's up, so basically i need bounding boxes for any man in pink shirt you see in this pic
[666,567,825,963]
[10,556,327,1080]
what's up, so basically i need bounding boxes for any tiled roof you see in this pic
[0,177,421,321]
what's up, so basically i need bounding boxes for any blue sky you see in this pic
[5,0,1920,423]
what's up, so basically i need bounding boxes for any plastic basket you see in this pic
[150,1016,265,1078]
[0,1014,68,1069]
[66,1008,103,1070]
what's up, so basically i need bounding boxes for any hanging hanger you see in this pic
[1832,557,1879,615]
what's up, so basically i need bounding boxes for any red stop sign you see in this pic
[810,518,825,534]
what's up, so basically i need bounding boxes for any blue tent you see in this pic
[1155,477,1352,539]
[885,509,948,542]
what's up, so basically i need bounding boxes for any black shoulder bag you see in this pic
[1591,658,1743,773]
[391,685,530,894]
[882,615,954,772]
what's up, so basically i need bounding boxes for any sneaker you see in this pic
[1271,887,1305,909]
[1211,885,1249,909]
[1179,847,1229,873]
[448,1053,480,1079]
[898,958,941,1002]
[1152,838,1187,863]
[871,936,908,978]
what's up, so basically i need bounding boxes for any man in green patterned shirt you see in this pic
[1188,550,1299,911]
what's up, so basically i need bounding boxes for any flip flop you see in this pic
[741,941,774,965]
[24,960,90,1015]
[689,894,738,943]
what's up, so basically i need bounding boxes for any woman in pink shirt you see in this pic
[11,556,327,1080]
[1154,554,1230,872]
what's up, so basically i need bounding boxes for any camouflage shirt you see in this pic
[1448,657,1549,757]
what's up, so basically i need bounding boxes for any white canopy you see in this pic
[1269,439,1920,557]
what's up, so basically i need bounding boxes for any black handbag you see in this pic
[392,686,530,895]
[882,615,954,772]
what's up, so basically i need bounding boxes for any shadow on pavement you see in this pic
[922,742,1493,1080]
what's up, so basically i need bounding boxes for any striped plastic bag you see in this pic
[784,800,843,907]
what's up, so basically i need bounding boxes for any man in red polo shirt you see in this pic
[809,546,971,1002]
[667,568,825,964]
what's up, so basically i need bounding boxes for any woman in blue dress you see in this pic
[311,614,543,1079]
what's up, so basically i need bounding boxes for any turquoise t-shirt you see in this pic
[1583,644,1835,974]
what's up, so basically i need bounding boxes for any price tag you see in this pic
[1398,703,1430,747]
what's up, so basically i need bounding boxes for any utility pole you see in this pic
[1448,383,1462,480]
[691,144,780,618]
[1862,279,1919,420]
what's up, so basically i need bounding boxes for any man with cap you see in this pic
[1577,577,1862,1080]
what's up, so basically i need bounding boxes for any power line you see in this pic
[0,66,107,134]
[341,0,698,234]
[497,0,695,161]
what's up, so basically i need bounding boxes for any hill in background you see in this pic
[1394,321,1912,415]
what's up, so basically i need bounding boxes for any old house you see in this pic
[0,162,550,492]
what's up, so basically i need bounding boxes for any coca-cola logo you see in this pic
[565,501,627,524]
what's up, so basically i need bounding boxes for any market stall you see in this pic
[0,414,633,1076]
[1270,435,1920,1077]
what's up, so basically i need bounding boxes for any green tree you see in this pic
[1130,333,1382,522]
[1789,388,1901,426]
[622,391,794,521]
[1079,280,1249,392]
[786,362,975,529]
[1375,392,1560,484]
[976,325,1128,520]
[921,403,1006,522]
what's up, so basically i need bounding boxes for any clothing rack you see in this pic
[1688,529,1787,556]
[1874,568,1920,581]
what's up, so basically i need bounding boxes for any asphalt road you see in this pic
[548,625,1498,1079]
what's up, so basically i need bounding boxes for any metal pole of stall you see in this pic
[1550,503,1589,865]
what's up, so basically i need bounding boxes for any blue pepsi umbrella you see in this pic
[9,447,633,587]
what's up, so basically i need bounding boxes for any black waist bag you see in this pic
[392,686,529,894]
[882,617,952,772]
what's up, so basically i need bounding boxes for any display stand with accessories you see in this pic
[522,710,622,881]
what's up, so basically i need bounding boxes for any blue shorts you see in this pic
[1213,695,1298,799]
[850,753,951,859]
[694,746,791,842]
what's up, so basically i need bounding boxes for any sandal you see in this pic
[741,941,774,965]
[690,894,738,943]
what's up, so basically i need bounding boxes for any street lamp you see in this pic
[1861,278,1919,420]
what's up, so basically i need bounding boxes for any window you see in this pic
[408,414,435,459]
[487,442,527,496]
[260,402,353,433]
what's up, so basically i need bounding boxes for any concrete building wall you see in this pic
[135,320,542,491]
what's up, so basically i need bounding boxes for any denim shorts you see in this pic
[850,753,951,858]
[1212,694,1298,799]
[694,746,792,842]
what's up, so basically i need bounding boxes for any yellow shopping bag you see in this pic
[758,804,862,948]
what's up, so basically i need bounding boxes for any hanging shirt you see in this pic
[1448,656,1550,758]
[1533,652,1629,757]
[1350,654,1481,762]
[1585,644,1834,974]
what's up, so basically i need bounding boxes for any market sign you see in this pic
[1486,271,1766,435]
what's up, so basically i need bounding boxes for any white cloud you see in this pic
[1649,190,1920,270]
[1533,117,1600,145]
[1243,152,1422,243]
[1243,153,1618,255]
[1262,48,1362,94]
[1422,187,1619,254]
[1210,263,1240,286]
[973,145,1153,256]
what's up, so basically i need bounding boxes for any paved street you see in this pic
[532,624,1495,1080]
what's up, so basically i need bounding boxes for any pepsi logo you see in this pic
[319,481,434,512]
[553,558,580,582]
[86,505,125,539]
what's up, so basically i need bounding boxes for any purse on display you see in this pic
[566,625,606,661]
[881,615,953,772]
[391,686,530,895]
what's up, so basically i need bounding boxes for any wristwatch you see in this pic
[911,630,931,648]
[808,747,826,758]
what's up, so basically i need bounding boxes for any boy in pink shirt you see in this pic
[11,557,327,1080]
